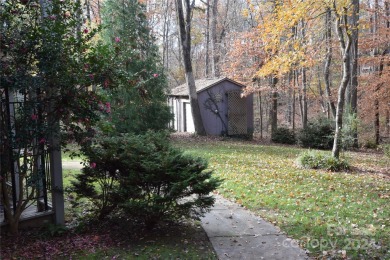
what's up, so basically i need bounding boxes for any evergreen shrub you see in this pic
[271,127,296,144]
[363,140,378,149]
[100,0,173,135]
[297,118,334,149]
[71,131,221,227]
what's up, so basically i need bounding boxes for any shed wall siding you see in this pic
[169,79,253,136]
[198,81,243,135]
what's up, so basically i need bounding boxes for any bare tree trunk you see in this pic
[265,92,270,134]
[162,0,170,69]
[259,91,263,139]
[297,70,304,127]
[375,97,380,144]
[332,5,352,159]
[211,0,219,77]
[373,0,380,145]
[176,0,206,135]
[293,88,296,131]
[350,0,359,147]
[292,70,297,131]
[287,72,293,125]
[270,77,278,136]
[300,21,308,129]
[317,68,327,114]
[386,1,390,138]
[324,7,336,119]
[386,109,390,137]
[301,67,308,129]
[205,0,210,77]
[85,0,91,23]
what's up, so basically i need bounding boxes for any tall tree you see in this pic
[210,0,219,77]
[100,0,172,134]
[331,1,352,159]
[252,0,313,135]
[324,7,336,119]
[205,0,211,77]
[270,77,278,135]
[372,0,382,145]
[300,21,308,129]
[161,0,172,69]
[175,0,206,135]
[384,0,390,138]
[349,0,359,147]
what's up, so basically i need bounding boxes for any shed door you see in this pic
[183,102,195,132]
[227,91,247,135]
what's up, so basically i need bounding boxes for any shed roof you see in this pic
[169,77,246,97]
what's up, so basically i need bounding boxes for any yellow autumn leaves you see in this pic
[240,0,355,79]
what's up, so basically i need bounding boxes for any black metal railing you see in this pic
[1,87,52,223]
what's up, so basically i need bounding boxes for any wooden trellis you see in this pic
[227,91,247,135]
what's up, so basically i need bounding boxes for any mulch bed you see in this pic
[0,218,214,259]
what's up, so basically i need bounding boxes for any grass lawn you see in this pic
[172,135,390,259]
[4,136,387,259]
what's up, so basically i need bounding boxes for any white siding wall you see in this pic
[168,97,194,133]
[184,102,195,132]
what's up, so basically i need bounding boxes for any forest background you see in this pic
[85,0,390,149]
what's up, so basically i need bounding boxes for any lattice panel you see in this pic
[227,91,247,135]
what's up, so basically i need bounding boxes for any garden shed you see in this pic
[168,77,253,136]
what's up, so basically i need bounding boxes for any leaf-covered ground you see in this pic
[172,133,390,259]
[2,134,388,259]
[1,218,216,259]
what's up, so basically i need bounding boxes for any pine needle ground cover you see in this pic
[172,135,389,259]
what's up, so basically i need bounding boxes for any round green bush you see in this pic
[297,118,334,150]
[296,150,349,172]
[271,127,296,144]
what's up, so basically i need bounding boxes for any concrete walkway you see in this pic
[62,161,83,169]
[201,195,310,260]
